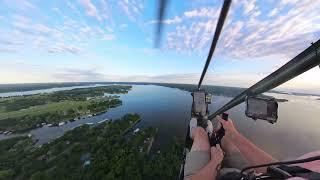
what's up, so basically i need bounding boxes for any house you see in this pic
[83,160,91,167]
[58,122,65,126]
[133,128,140,133]
[97,119,108,124]
[81,153,91,167]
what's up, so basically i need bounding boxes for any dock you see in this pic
[147,128,158,155]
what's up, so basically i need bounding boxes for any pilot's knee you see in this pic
[194,127,208,140]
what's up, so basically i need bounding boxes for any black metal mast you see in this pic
[197,0,232,90]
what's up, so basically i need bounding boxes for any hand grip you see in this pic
[222,112,229,121]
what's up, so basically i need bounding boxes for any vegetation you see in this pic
[154,83,292,101]
[153,83,247,97]
[0,85,131,112]
[0,86,131,132]
[0,114,183,180]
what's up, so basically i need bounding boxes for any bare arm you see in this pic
[219,117,277,173]
[231,130,277,172]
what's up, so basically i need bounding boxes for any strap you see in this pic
[278,165,320,180]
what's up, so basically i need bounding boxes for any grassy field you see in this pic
[0,100,90,120]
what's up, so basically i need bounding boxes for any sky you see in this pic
[0,0,319,94]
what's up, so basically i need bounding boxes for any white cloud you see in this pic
[102,34,115,41]
[79,0,101,21]
[52,7,60,14]
[47,43,82,54]
[34,24,53,33]
[243,0,256,15]
[150,16,183,25]
[118,0,143,21]
[163,16,182,24]
[149,7,219,26]
[166,18,219,52]
[106,26,114,32]
[0,47,17,53]
[4,0,37,11]
[80,25,91,33]
[66,1,76,11]
[268,8,279,17]
[280,0,300,6]
[119,24,128,29]
[54,68,106,82]
[184,7,219,18]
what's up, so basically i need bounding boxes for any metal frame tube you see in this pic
[198,0,232,89]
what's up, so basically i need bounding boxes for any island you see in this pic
[0,114,183,179]
[0,85,132,132]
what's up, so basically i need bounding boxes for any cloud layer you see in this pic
[0,0,143,55]
[163,0,320,60]
[1,0,319,58]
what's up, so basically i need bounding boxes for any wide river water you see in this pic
[1,85,320,160]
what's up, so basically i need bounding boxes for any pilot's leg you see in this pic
[184,127,211,179]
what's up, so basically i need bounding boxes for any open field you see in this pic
[0,100,90,120]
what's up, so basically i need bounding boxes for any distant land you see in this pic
[0,82,319,97]
[0,82,246,97]
[0,82,98,93]
[272,91,320,97]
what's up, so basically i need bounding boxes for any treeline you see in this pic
[49,85,131,101]
[153,83,245,97]
[0,114,183,180]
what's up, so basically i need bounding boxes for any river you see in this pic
[0,85,320,160]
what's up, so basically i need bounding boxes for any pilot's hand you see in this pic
[210,145,224,166]
[218,116,238,138]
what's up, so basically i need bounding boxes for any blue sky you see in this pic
[0,0,319,93]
